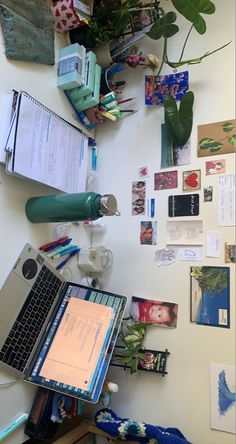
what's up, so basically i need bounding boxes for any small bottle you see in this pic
[25,192,120,223]
[102,380,119,393]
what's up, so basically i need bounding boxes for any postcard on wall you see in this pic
[130,296,178,328]
[168,194,199,217]
[183,170,201,192]
[154,170,178,190]
[132,180,146,215]
[166,220,204,245]
[138,165,150,178]
[204,186,213,202]
[218,174,235,226]
[161,124,191,168]
[210,362,235,434]
[154,248,176,266]
[225,243,236,264]
[137,349,168,374]
[190,266,230,328]
[197,119,236,157]
[206,159,225,175]
[145,71,189,106]
[140,221,157,245]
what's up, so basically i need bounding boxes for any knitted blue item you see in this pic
[95,408,191,444]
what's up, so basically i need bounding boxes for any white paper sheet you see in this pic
[177,246,202,261]
[206,232,221,257]
[6,92,88,193]
[210,362,235,434]
[218,174,235,226]
[166,220,204,245]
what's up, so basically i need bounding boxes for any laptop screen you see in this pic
[26,284,126,403]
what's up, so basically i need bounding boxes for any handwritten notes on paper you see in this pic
[166,220,204,245]
[218,174,235,226]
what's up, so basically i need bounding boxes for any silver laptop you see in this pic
[0,243,126,402]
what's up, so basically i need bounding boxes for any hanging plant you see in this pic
[164,91,194,147]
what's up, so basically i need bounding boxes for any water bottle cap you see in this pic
[100,194,120,216]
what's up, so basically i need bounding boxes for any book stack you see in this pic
[57,43,101,113]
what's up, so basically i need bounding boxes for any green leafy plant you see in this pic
[118,319,152,374]
[164,91,194,147]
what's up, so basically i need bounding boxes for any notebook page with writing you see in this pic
[7,92,88,193]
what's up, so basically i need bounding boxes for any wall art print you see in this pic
[210,362,236,434]
[197,119,236,157]
[145,71,189,106]
[190,266,230,328]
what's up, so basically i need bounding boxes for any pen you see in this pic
[43,238,72,252]
[54,245,79,259]
[56,248,80,270]
[47,242,74,258]
[39,236,68,250]
[117,97,134,105]
[0,413,29,441]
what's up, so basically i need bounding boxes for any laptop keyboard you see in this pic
[0,265,62,372]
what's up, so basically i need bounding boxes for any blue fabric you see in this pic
[95,408,191,444]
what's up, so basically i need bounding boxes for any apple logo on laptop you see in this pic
[22,259,38,280]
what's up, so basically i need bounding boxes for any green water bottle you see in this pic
[25,192,120,223]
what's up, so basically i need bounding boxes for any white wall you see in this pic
[92,1,235,443]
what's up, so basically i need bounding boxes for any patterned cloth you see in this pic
[95,408,191,444]
[0,0,54,64]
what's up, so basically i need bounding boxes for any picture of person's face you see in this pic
[149,304,171,324]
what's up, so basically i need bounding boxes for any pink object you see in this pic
[51,0,83,33]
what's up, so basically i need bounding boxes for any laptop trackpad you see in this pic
[0,274,29,326]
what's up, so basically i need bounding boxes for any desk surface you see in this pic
[0,27,91,444]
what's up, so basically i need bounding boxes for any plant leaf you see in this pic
[223,122,235,132]
[228,135,236,147]
[164,91,194,147]
[171,0,216,34]
[130,358,138,374]
[146,11,179,40]
[120,355,134,364]
[199,138,223,150]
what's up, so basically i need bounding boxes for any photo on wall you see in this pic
[197,119,236,157]
[190,266,230,328]
[130,296,178,328]
[210,362,236,434]
[132,181,146,215]
[154,170,178,190]
[140,221,157,245]
[137,349,169,375]
[161,123,191,168]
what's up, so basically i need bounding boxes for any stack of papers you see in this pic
[0,90,88,193]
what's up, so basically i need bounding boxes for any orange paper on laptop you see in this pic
[39,298,113,389]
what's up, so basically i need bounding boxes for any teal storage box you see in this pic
[57,43,86,90]
[74,51,96,99]
[76,64,101,112]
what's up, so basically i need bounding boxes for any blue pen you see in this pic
[56,248,80,270]
[54,245,78,259]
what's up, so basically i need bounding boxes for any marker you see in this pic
[150,198,155,217]
[100,111,117,122]
[47,242,74,258]
[39,236,68,250]
[56,248,80,270]
[0,413,29,441]
[43,238,72,252]
[54,245,79,259]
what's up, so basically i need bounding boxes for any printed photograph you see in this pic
[132,181,146,215]
[161,124,191,168]
[130,296,178,327]
[190,266,230,328]
[210,362,235,434]
[145,71,189,106]
[206,159,225,175]
[183,170,201,191]
[140,221,157,245]
[154,170,178,190]
[204,186,213,202]
[225,243,236,264]
[137,349,169,374]
[197,119,236,157]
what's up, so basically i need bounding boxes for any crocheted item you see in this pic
[0,0,54,64]
[95,408,191,444]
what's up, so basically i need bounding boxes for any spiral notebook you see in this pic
[4,91,88,193]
